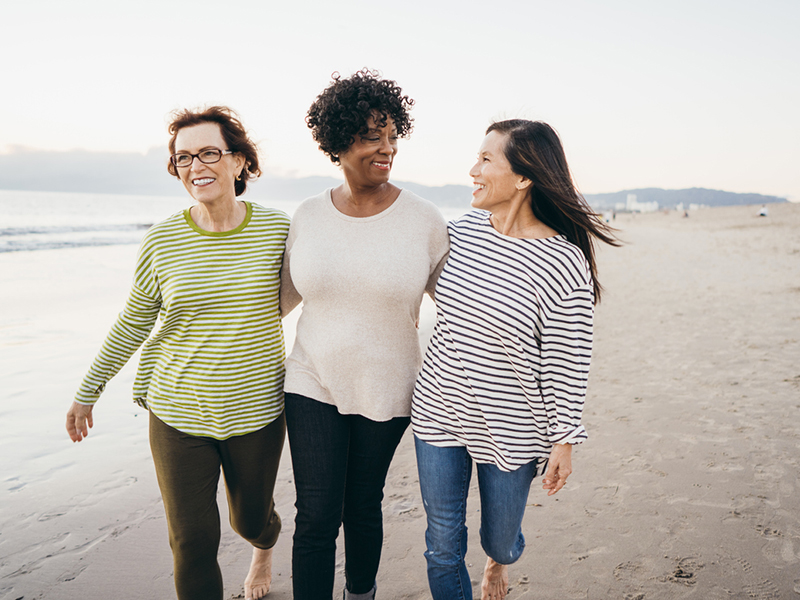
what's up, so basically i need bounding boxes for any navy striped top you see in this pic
[411,210,593,472]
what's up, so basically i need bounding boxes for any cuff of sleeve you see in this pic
[73,397,98,406]
[548,423,587,445]
[74,382,105,405]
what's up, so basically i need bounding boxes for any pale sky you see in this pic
[1,0,798,200]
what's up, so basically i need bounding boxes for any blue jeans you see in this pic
[285,393,409,600]
[414,436,539,600]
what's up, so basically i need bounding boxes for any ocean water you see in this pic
[0,189,468,253]
[0,189,304,253]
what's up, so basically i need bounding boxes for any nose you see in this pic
[469,160,480,178]
[190,155,207,171]
[378,136,395,155]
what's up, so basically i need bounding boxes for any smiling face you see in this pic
[173,122,244,205]
[469,130,530,212]
[337,113,398,189]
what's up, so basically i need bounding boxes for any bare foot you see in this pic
[244,546,273,600]
[481,557,509,600]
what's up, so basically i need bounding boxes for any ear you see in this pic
[515,176,532,192]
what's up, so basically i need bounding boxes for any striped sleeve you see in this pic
[74,238,162,404]
[540,284,593,444]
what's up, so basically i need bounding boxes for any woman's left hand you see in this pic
[542,443,572,496]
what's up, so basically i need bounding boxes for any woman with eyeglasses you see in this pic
[66,106,288,600]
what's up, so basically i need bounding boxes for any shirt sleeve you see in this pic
[424,210,451,299]
[74,244,162,405]
[279,233,302,317]
[539,283,594,444]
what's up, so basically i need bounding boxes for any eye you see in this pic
[200,149,221,160]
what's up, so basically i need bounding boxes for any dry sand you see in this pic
[1,202,799,599]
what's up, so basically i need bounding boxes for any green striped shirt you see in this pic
[75,201,290,440]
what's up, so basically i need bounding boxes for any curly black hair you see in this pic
[306,68,415,164]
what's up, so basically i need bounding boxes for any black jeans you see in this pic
[285,393,410,600]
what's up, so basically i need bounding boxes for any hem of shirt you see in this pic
[412,428,554,475]
[285,383,412,423]
[148,402,284,441]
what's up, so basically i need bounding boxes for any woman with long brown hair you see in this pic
[412,119,616,600]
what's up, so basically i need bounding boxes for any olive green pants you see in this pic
[149,411,285,600]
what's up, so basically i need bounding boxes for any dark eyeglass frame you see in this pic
[170,148,235,168]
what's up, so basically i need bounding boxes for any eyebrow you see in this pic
[174,145,221,153]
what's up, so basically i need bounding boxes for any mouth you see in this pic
[472,183,485,194]
[192,178,215,187]
[372,161,391,171]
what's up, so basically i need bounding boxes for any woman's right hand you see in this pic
[66,401,94,442]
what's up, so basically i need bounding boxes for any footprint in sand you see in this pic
[742,579,781,599]
[661,556,703,586]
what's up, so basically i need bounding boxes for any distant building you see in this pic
[676,202,707,212]
[615,193,659,213]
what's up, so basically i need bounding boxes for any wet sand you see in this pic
[1,202,799,599]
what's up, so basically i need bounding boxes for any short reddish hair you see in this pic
[167,106,261,196]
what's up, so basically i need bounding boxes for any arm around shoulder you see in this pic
[424,206,450,299]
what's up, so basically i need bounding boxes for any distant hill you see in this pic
[0,148,787,209]
[0,147,474,207]
[584,187,787,210]
[248,176,473,207]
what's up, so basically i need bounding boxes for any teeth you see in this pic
[193,178,215,185]
[473,183,485,190]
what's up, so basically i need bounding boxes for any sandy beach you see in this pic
[2,202,799,599]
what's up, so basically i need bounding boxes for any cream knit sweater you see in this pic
[281,188,449,421]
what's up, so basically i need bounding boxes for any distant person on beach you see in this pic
[759,204,769,217]
[412,120,617,600]
[278,69,449,600]
[65,106,288,600]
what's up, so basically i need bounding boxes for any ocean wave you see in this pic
[0,224,152,253]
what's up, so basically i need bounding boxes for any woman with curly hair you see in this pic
[277,69,449,599]
[66,106,289,600]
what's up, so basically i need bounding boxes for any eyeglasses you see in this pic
[170,148,234,168]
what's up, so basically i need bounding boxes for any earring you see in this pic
[236,174,242,181]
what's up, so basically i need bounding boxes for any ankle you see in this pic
[344,582,377,600]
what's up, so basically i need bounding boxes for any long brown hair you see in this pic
[487,119,618,303]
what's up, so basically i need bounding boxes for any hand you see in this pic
[66,401,94,442]
[542,443,572,496]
